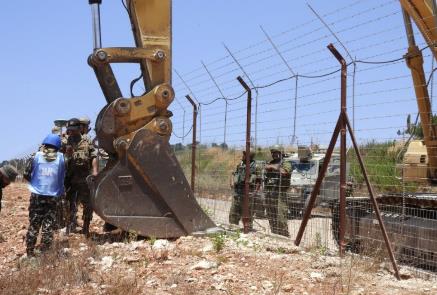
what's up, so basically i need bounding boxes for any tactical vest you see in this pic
[67,136,93,183]
[28,151,65,197]
[233,161,257,186]
[264,159,291,188]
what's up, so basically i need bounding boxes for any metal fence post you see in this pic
[237,76,252,234]
[186,95,197,193]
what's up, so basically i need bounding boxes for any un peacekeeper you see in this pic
[229,150,261,229]
[0,165,18,213]
[25,134,65,256]
[65,118,98,236]
[264,145,291,237]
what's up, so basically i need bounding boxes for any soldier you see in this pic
[0,165,18,213]
[25,134,65,256]
[65,118,98,236]
[79,116,92,142]
[264,145,291,237]
[229,150,261,229]
[51,126,61,135]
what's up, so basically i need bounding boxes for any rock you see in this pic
[186,277,197,283]
[350,288,365,295]
[282,284,294,292]
[170,284,177,288]
[17,229,27,240]
[152,239,170,249]
[312,256,341,269]
[87,257,96,265]
[212,283,227,291]
[146,279,158,287]
[152,239,174,260]
[262,280,273,290]
[191,260,218,270]
[124,256,140,263]
[79,243,88,252]
[399,269,413,280]
[100,256,114,271]
[37,288,50,294]
[202,242,214,253]
[250,286,258,291]
[310,272,325,282]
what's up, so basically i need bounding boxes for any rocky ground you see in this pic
[0,183,436,295]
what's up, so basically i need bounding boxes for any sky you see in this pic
[0,0,433,161]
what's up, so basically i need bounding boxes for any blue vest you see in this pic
[29,151,65,197]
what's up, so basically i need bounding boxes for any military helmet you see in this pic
[42,134,62,150]
[270,144,282,153]
[0,165,18,182]
[67,118,81,131]
[79,116,91,125]
[242,149,256,158]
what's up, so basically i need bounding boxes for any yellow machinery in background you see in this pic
[401,0,437,183]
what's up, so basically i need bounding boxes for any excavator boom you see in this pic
[400,0,437,180]
[87,0,218,238]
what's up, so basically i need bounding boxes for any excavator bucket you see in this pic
[88,128,217,238]
[86,0,220,238]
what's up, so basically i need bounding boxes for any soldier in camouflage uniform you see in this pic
[79,116,92,143]
[229,151,261,229]
[264,145,291,237]
[25,134,65,256]
[65,118,98,236]
[0,165,18,213]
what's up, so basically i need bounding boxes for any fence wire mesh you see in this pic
[170,0,437,277]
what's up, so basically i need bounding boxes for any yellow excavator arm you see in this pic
[400,0,437,180]
[87,0,219,238]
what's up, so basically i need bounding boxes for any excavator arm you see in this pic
[400,0,437,180]
[87,0,218,238]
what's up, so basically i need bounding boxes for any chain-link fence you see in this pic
[170,0,437,278]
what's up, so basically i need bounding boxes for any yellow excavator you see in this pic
[86,0,220,238]
[401,0,437,183]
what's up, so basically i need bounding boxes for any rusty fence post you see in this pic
[294,43,400,279]
[237,76,252,234]
[186,95,198,193]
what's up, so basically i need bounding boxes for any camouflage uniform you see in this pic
[26,194,58,254]
[65,134,97,234]
[264,158,291,237]
[229,159,260,229]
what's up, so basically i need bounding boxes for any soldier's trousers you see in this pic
[26,194,58,255]
[265,187,289,237]
[229,187,255,229]
[67,183,93,233]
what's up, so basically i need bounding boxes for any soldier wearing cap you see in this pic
[264,145,291,237]
[79,116,93,143]
[65,118,98,236]
[0,165,18,213]
[229,150,261,229]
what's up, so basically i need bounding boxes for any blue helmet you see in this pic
[42,134,61,150]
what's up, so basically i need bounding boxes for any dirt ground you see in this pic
[0,183,436,295]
